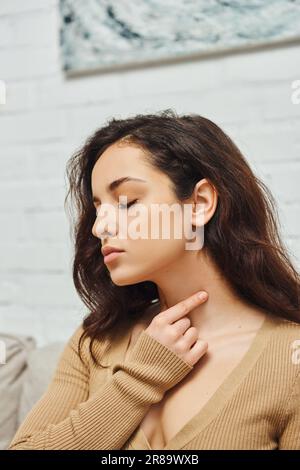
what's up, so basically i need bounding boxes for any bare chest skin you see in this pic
[124,309,266,450]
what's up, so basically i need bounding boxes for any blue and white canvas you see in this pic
[59,0,300,75]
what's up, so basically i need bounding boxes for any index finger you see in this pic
[160,291,208,324]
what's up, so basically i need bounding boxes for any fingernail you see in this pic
[197,292,208,300]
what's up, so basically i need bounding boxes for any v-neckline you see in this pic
[107,311,282,451]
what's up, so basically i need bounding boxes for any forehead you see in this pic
[91,142,171,193]
[92,142,149,179]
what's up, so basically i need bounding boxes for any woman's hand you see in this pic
[144,291,209,367]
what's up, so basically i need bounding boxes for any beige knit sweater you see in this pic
[8,312,300,450]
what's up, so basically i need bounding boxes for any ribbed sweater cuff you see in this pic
[112,330,193,396]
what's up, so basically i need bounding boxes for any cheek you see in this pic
[127,236,185,267]
[124,206,188,259]
[108,232,185,286]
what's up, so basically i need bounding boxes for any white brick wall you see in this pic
[0,0,299,346]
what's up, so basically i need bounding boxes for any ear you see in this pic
[190,178,218,228]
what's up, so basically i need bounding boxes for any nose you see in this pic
[92,219,114,239]
[92,210,117,239]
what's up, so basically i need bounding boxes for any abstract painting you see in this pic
[59,0,300,76]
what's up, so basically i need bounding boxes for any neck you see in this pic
[150,250,265,338]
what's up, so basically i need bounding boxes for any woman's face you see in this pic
[91,141,199,286]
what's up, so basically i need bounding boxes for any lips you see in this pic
[101,246,125,257]
[103,250,125,264]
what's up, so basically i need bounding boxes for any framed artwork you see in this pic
[59,0,300,77]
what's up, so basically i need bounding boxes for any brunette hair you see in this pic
[64,109,300,367]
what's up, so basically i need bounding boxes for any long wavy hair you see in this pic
[64,109,300,367]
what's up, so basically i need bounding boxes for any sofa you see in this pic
[0,331,65,450]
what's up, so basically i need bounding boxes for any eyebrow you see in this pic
[92,176,147,203]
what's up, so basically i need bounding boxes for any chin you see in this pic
[109,270,149,287]
[110,277,131,286]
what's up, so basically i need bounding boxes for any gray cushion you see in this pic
[17,341,65,427]
[0,332,36,450]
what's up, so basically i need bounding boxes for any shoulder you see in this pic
[272,315,300,347]
[64,323,111,369]
[67,323,87,350]
[264,315,300,380]
[59,323,89,364]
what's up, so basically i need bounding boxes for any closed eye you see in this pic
[118,199,138,210]
[95,199,138,216]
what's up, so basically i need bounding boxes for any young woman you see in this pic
[9,109,300,450]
